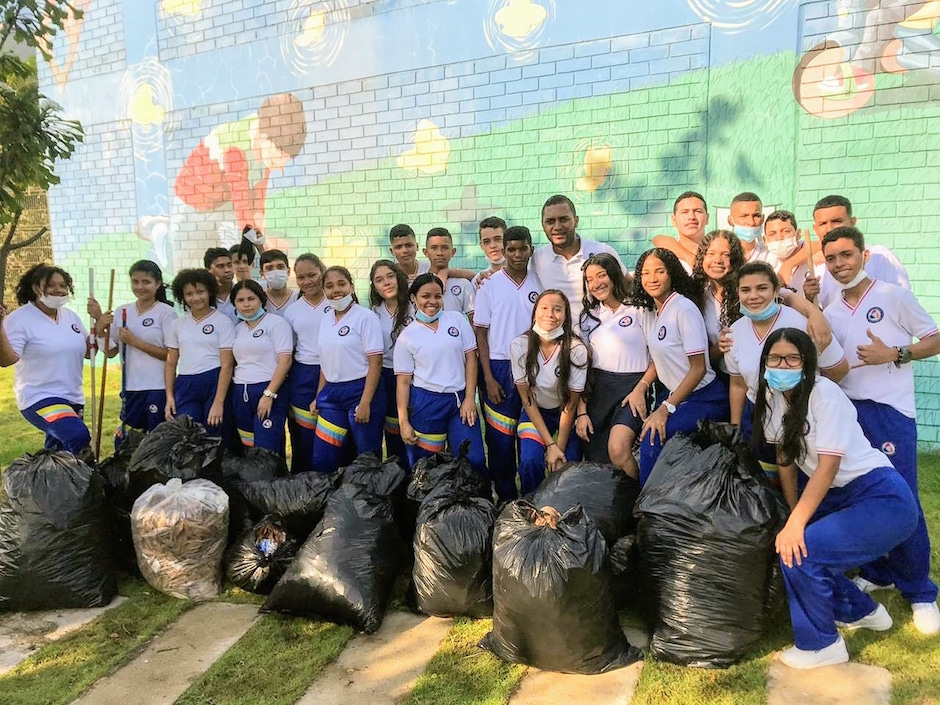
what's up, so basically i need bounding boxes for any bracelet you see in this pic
[576,413,589,419]
[638,380,650,388]
[547,441,557,448]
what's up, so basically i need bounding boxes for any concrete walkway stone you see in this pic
[509,625,650,705]
[297,611,452,705]
[0,596,128,676]
[767,658,892,705]
[71,602,258,705]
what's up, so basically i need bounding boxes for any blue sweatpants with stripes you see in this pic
[21,397,91,455]
[313,377,385,475]
[479,359,521,501]
[286,361,319,473]
[381,367,408,470]
[517,406,583,495]
[231,381,290,454]
[115,389,166,449]
[175,367,233,443]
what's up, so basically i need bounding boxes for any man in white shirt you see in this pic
[425,227,474,317]
[471,216,507,287]
[651,190,710,274]
[727,192,779,268]
[531,194,624,321]
[205,247,238,323]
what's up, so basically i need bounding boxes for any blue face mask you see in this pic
[415,308,442,324]
[733,224,763,243]
[764,368,802,392]
[237,308,265,322]
[740,299,780,322]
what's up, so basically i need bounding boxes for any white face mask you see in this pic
[532,322,564,341]
[766,237,799,260]
[39,294,70,309]
[264,270,289,290]
[332,293,354,312]
[489,256,506,266]
[836,268,867,291]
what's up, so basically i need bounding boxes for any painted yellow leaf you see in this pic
[495,0,548,40]
[295,9,327,48]
[398,119,451,175]
[129,83,165,126]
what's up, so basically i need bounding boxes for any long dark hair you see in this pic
[369,259,410,341]
[322,265,359,305]
[752,328,819,466]
[171,268,218,310]
[692,229,744,327]
[632,247,703,311]
[231,279,268,311]
[579,252,633,330]
[16,264,74,305]
[129,259,171,305]
[730,261,779,325]
[521,290,588,410]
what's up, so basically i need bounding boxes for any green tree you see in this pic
[0,1,84,300]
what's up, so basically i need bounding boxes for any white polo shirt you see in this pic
[165,309,236,376]
[318,304,383,383]
[473,269,542,360]
[509,335,588,410]
[109,301,177,392]
[792,244,910,310]
[578,302,650,374]
[404,259,430,285]
[232,313,294,384]
[394,311,477,394]
[745,242,781,270]
[263,289,299,318]
[3,303,88,410]
[645,292,715,393]
[441,276,474,315]
[216,293,239,325]
[824,279,937,418]
[764,376,891,486]
[725,305,846,403]
[373,302,416,369]
[284,295,332,366]
[531,236,623,321]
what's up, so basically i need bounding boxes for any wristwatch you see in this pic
[263,389,278,399]
[895,346,912,368]
[664,401,677,415]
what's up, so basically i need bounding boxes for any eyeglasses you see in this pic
[766,354,803,368]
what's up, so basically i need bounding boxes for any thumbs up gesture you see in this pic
[855,328,898,367]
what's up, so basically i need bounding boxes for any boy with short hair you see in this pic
[389,224,430,284]
[473,216,507,286]
[425,228,474,316]
[259,249,298,316]
[204,247,237,323]
[473,225,542,500]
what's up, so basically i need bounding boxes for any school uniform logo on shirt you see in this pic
[202,324,214,335]
[338,325,350,337]
[528,291,538,303]
[657,326,667,340]
[881,441,896,456]
[554,366,562,378]
[447,326,459,337]
[325,305,333,313]
[71,324,81,334]
[142,318,155,327]
[252,329,265,338]
[619,316,633,328]
[404,316,413,326]
[451,284,461,295]
[866,307,884,324]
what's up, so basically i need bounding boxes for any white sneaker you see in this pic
[779,636,849,670]
[836,603,893,631]
[852,576,895,594]
[911,602,940,635]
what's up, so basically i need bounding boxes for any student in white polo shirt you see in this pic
[425,227,474,317]
[821,226,940,635]
[474,225,542,501]
[510,290,587,494]
[576,253,653,480]
[726,192,780,268]
[752,328,918,670]
[370,259,414,469]
[723,262,847,478]
[311,266,385,475]
[0,264,93,455]
[205,247,238,324]
[230,280,293,453]
[634,248,729,484]
[471,216,507,287]
[165,268,236,439]
[395,273,487,480]
[89,260,177,448]
[532,194,624,322]
[259,249,299,317]
[283,253,329,473]
[690,229,746,369]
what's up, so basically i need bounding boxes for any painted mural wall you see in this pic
[37,0,940,443]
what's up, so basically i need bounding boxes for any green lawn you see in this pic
[1,365,938,704]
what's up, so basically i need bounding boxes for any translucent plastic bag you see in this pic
[131,478,229,601]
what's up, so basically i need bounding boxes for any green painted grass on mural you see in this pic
[174,614,354,705]
[0,580,193,705]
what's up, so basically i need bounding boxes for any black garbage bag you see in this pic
[99,430,146,574]
[232,471,340,541]
[221,447,288,485]
[225,516,299,594]
[342,452,410,550]
[526,461,639,544]
[0,450,116,610]
[128,416,223,499]
[609,534,638,608]
[635,421,788,668]
[480,502,642,674]
[262,482,404,633]
[406,441,490,504]
[413,484,497,617]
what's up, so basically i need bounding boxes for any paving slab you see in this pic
[767,658,892,705]
[509,625,649,705]
[71,602,258,705]
[297,612,452,705]
[0,596,128,676]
